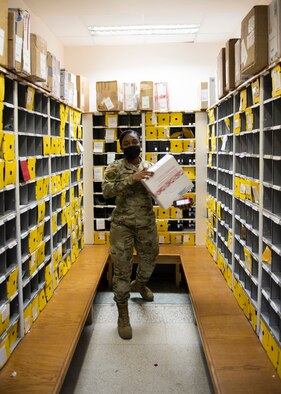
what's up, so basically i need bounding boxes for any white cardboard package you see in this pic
[141,154,193,209]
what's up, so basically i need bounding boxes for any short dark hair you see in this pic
[119,129,140,146]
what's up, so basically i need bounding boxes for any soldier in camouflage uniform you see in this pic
[102,129,159,339]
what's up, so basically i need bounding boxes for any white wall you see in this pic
[64,42,223,111]
[8,0,64,65]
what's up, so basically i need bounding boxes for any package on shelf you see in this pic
[38,288,46,312]
[234,39,248,88]
[158,232,170,244]
[0,334,10,368]
[76,75,89,112]
[4,160,16,186]
[46,52,60,98]
[8,8,30,74]
[141,154,193,209]
[240,5,268,76]
[0,0,8,67]
[31,296,39,322]
[0,303,10,337]
[9,320,19,347]
[154,82,169,112]
[6,267,18,299]
[60,69,69,101]
[268,0,281,64]
[271,64,281,97]
[208,77,217,108]
[0,132,15,161]
[122,82,138,111]
[45,282,53,302]
[140,81,153,111]
[68,72,77,107]
[217,47,226,99]
[96,80,122,112]
[225,39,239,92]
[29,33,47,83]
[200,82,208,110]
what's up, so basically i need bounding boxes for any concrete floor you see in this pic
[60,287,214,394]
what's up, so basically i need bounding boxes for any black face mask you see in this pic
[124,145,141,160]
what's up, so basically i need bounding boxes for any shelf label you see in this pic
[142,96,150,109]
[96,219,105,230]
[94,167,103,182]
[105,129,115,143]
[102,97,114,111]
[15,35,23,62]
[40,53,47,79]
[107,152,115,164]
[93,141,104,153]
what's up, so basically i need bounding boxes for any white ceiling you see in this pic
[23,0,271,46]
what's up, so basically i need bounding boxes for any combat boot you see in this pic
[130,280,154,301]
[117,303,132,340]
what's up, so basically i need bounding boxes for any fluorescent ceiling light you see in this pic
[88,24,200,36]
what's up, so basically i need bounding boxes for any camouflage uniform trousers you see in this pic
[110,220,159,304]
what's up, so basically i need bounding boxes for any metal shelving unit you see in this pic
[206,62,281,375]
[0,70,84,369]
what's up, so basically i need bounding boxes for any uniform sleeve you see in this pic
[102,162,135,199]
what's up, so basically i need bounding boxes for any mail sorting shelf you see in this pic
[69,109,84,258]
[144,111,196,246]
[216,95,234,284]
[92,112,142,244]
[260,69,281,361]
[0,70,85,370]
[207,66,281,375]
[0,74,20,361]
[233,81,260,333]
[206,107,218,257]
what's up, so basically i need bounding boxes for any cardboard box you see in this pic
[268,0,281,64]
[30,33,47,82]
[241,5,268,76]
[96,80,122,112]
[60,69,68,101]
[47,52,60,97]
[217,48,226,99]
[140,81,153,111]
[225,39,239,91]
[154,82,169,112]
[235,39,248,87]
[76,75,89,111]
[141,154,193,209]
[68,72,77,107]
[208,77,217,107]
[200,81,208,109]
[122,82,138,111]
[0,0,8,67]
[8,8,30,74]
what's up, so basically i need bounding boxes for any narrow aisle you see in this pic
[61,288,214,394]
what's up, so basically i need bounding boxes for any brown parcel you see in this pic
[77,75,89,112]
[96,81,121,112]
[240,5,268,76]
[0,0,8,67]
[217,47,226,99]
[29,33,47,83]
[140,81,153,111]
[225,39,239,91]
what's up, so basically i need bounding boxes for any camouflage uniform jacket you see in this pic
[102,158,155,227]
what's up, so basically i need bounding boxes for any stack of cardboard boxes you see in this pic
[96,80,168,112]
[217,1,281,99]
[0,2,89,111]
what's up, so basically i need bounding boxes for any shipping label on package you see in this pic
[141,154,193,209]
